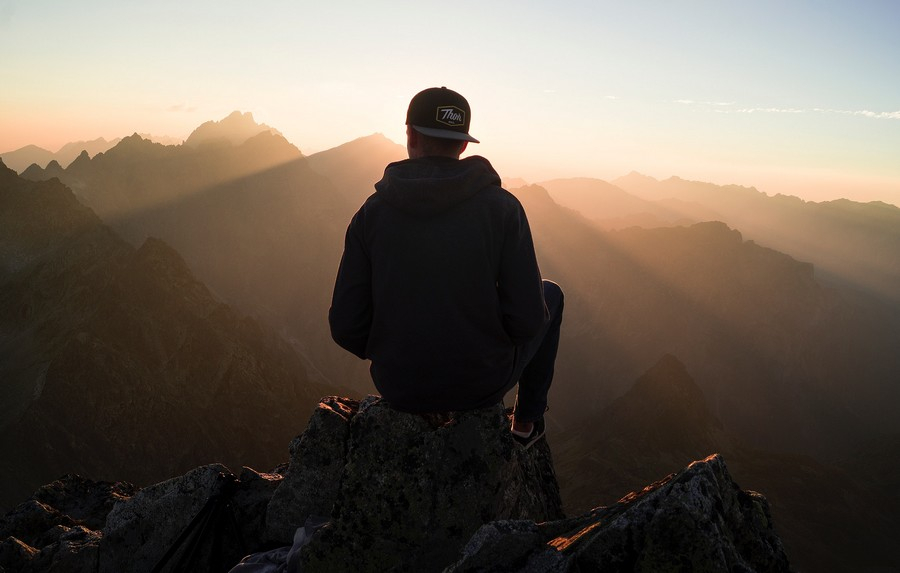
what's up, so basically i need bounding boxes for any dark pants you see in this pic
[506,280,564,422]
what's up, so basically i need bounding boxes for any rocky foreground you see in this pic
[0,396,793,572]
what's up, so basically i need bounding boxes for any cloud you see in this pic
[697,103,900,120]
[834,109,900,120]
[673,98,898,120]
[674,99,735,106]
[735,107,805,114]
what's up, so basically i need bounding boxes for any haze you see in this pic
[2,0,899,206]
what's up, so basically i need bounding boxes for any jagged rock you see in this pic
[268,395,564,572]
[0,499,76,549]
[99,464,234,573]
[0,536,38,568]
[0,522,101,573]
[98,463,280,573]
[445,454,793,572]
[32,474,136,531]
[265,396,356,542]
[0,397,795,573]
[27,525,101,573]
[0,463,280,573]
[0,475,132,573]
[232,467,284,550]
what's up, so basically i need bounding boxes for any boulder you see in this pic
[266,395,565,572]
[445,454,793,572]
[98,463,280,573]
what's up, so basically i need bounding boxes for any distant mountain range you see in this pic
[6,111,900,572]
[18,115,900,456]
[0,138,121,173]
[0,110,282,175]
[542,174,900,305]
[1,134,177,174]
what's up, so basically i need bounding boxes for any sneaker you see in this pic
[512,418,546,450]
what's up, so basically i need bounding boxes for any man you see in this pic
[329,86,563,448]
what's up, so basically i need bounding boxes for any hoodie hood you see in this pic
[374,155,502,217]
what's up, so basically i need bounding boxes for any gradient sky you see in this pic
[2,0,899,205]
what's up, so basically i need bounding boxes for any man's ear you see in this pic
[459,141,468,155]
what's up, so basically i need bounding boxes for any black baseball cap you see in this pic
[406,87,480,143]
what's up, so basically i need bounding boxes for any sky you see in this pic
[2,0,899,205]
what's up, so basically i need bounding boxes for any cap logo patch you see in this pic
[436,106,465,127]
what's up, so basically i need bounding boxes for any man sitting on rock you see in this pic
[329,86,563,448]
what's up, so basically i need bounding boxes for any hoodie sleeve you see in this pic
[497,199,548,343]
[329,210,372,359]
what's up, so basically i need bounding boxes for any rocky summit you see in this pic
[446,454,792,572]
[283,396,565,572]
[0,397,793,573]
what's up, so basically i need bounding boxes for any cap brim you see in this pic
[412,125,479,144]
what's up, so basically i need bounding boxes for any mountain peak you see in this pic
[184,111,282,148]
[631,354,707,404]
[599,354,725,453]
[67,149,93,171]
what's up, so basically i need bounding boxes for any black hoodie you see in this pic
[329,155,547,413]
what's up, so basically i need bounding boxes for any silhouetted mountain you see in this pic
[0,162,340,511]
[0,138,121,173]
[511,183,900,457]
[55,138,122,167]
[22,128,361,391]
[554,355,731,509]
[60,130,305,224]
[20,159,64,181]
[552,354,900,573]
[184,111,281,148]
[599,354,729,452]
[612,173,900,305]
